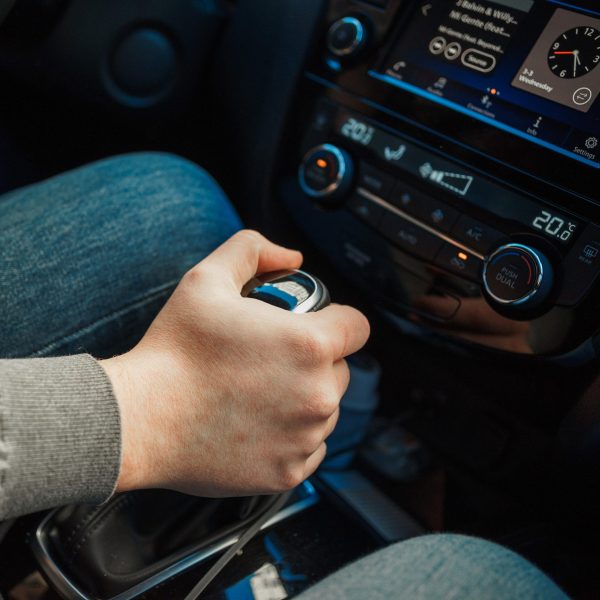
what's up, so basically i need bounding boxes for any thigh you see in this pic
[298,534,569,600]
[0,152,242,358]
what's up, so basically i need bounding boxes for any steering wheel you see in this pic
[0,0,16,26]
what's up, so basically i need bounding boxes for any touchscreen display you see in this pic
[374,1,600,168]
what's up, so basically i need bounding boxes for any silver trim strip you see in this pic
[32,481,319,600]
[356,186,486,261]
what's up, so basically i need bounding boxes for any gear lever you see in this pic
[184,269,330,599]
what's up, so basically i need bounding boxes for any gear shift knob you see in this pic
[243,269,330,313]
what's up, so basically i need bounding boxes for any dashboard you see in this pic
[277,0,600,358]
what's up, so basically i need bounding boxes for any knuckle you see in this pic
[234,229,264,245]
[278,465,304,491]
[298,430,324,456]
[293,330,329,366]
[304,386,337,420]
[183,263,212,286]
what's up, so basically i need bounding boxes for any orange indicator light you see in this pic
[316,158,328,169]
[458,252,468,261]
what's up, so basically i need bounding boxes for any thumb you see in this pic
[199,230,303,290]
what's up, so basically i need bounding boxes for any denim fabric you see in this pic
[0,152,242,359]
[298,534,569,599]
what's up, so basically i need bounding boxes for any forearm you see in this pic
[0,354,121,519]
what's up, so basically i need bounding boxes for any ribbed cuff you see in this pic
[0,354,121,519]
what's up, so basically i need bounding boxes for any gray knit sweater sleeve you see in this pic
[0,354,121,520]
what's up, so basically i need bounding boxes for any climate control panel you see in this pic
[292,102,600,329]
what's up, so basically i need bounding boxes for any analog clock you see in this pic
[548,26,600,78]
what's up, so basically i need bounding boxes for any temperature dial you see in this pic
[298,144,353,204]
[483,244,554,309]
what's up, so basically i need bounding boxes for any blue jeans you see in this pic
[0,153,568,598]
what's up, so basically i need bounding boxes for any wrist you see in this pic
[100,354,148,493]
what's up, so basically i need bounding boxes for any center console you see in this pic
[278,0,600,358]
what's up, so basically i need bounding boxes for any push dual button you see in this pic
[378,211,442,261]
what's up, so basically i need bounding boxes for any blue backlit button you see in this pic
[434,244,482,282]
[414,198,459,233]
[378,211,443,261]
[451,215,505,255]
[557,224,600,307]
[390,184,458,233]
[389,184,420,216]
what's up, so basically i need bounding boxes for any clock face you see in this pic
[548,26,600,79]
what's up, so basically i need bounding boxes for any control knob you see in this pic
[483,243,554,310]
[298,143,354,205]
[326,16,368,58]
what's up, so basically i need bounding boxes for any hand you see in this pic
[101,230,370,497]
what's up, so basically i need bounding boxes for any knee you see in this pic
[299,534,568,600]
[89,151,242,237]
[56,151,242,272]
[375,534,568,600]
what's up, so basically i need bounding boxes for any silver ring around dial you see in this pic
[327,17,365,57]
[298,144,348,199]
[483,243,545,306]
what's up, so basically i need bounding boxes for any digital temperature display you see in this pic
[531,209,578,243]
[339,117,375,146]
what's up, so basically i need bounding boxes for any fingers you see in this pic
[198,230,303,290]
[305,305,371,360]
[323,407,341,440]
[303,443,327,480]
[333,359,351,397]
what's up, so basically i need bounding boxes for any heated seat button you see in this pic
[379,211,443,261]
[348,193,384,229]
[390,184,458,233]
[451,215,505,255]
[434,244,482,281]
[357,163,395,200]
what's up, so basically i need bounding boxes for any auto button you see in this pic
[379,210,443,261]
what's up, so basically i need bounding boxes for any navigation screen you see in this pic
[375,0,600,168]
